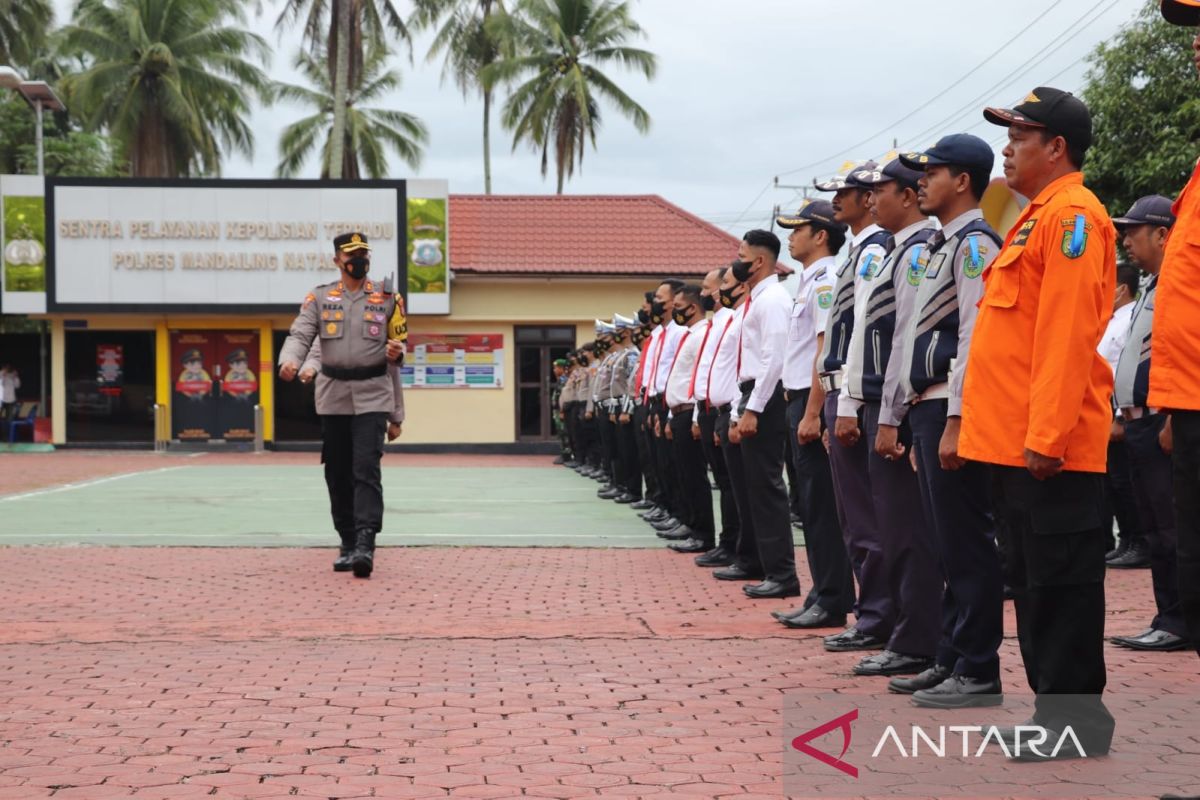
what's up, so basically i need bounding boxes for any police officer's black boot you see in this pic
[333,531,355,572]
[351,529,376,578]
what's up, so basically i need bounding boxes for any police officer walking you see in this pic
[279,232,406,578]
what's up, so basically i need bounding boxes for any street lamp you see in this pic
[0,65,23,89]
[16,81,64,177]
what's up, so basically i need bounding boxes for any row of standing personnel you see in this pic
[555,77,1200,763]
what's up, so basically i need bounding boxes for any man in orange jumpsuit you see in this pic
[961,86,1116,760]
[1152,0,1200,664]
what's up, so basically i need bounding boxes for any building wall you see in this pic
[41,275,659,445]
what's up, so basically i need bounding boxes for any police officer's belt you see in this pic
[670,403,694,415]
[321,363,387,381]
[818,372,843,393]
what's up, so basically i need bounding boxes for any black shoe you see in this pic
[781,605,847,629]
[1107,540,1150,568]
[888,664,951,695]
[772,605,808,622]
[563,460,578,468]
[911,675,1003,709]
[694,546,734,568]
[652,516,683,532]
[350,529,376,579]
[641,507,666,520]
[1111,628,1190,651]
[713,564,765,581]
[824,628,887,652]
[668,537,710,553]
[853,650,934,677]
[630,499,655,510]
[743,579,801,599]
[1160,794,1200,799]
[614,493,638,504]
[1003,584,1016,600]
[333,532,354,572]
[597,487,623,499]
[1104,539,1130,562]
[657,524,698,541]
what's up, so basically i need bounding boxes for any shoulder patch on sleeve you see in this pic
[302,292,316,310]
[1059,213,1092,259]
[816,286,834,309]
[961,235,989,278]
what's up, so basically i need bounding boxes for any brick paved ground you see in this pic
[0,453,1196,799]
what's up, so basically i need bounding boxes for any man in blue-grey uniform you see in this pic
[836,158,941,678]
[879,135,1006,707]
[813,164,894,652]
[1109,194,1190,652]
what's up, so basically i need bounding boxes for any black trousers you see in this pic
[614,414,642,500]
[321,412,388,537]
[736,382,797,584]
[651,400,681,517]
[1170,410,1200,657]
[993,466,1114,753]
[909,400,1003,679]
[574,404,601,468]
[785,430,802,519]
[698,406,739,550]
[786,392,854,615]
[668,411,715,545]
[597,409,618,484]
[1105,438,1143,551]
[633,403,660,505]
[1123,414,1185,636]
[719,409,761,575]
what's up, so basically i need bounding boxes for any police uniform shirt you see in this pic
[665,317,710,410]
[580,363,596,414]
[898,209,1000,419]
[1099,301,1135,376]
[1115,276,1157,410]
[839,220,936,419]
[611,346,641,414]
[705,307,746,409]
[280,278,400,416]
[782,256,836,392]
[651,321,687,398]
[819,224,890,376]
[693,306,735,410]
[735,278,792,417]
[593,349,618,406]
[300,339,405,424]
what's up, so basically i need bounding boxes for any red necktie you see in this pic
[705,315,737,400]
[735,296,752,378]
[643,330,668,402]
[686,320,713,399]
[632,337,652,396]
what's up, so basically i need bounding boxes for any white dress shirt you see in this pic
[706,306,745,408]
[650,321,686,397]
[737,277,792,414]
[665,317,710,409]
[692,306,733,405]
[640,324,665,398]
[782,256,836,391]
[1098,301,1135,376]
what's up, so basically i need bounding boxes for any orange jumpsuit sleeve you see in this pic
[1025,207,1113,459]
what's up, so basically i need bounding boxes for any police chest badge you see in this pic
[1060,214,1092,259]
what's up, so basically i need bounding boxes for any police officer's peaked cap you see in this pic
[776,199,846,231]
[226,348,250,363]
[983,87,1092,152]
[900,133,995,173]
[594,319,616,336]
[553,358,570,367]
[612,313,638,330]
[181,348,203,364]
[333,231,371,252]
[813,161,878,192]
[1162,0,1200,25]
[1113,195,1177,229]
[851,158,925,189]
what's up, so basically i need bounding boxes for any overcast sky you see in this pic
[49,0,1144,235]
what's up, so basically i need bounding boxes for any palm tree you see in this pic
[0,0,53,68]
[274,0,412,180]
[274,45,427,179]
[60,0,270,177]
[413,0,512,194]
[483,0,655,194]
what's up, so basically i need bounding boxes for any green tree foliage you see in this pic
[483,0,656,194]
[59,0,270,177]
[274,45,427,179]
[1082,0,1200,213]
[0,0,54,68]
[0,94,122,177]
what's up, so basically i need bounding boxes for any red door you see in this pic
[170,331,260,441]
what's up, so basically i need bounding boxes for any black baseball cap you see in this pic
[333,231,371,252]
[983,87,1092,152]
[776,199,845,230]
[814,161,878,192]
[1162,0,1200,25]
[900,133,995,173]
[850,158,924,190]
[1112,194,1177,229]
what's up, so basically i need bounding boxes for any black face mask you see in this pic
[650,300,666,325]
[672,307,691,326]
[637,308,650,325]
[719,286,738,308]
[731,259,754,283]
[777,272,789,283]
[702,295,716,312]
[346,256,369,280]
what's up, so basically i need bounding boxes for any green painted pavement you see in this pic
[0,465,668,547]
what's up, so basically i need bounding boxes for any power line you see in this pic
[772,0,1068,179]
